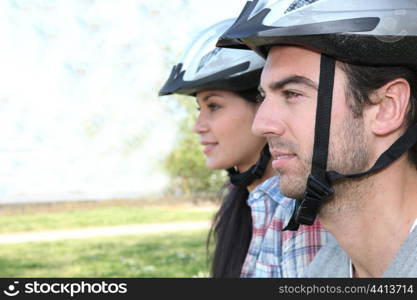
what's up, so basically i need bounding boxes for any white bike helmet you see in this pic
[160,18,271,189]
[159,18,265,96]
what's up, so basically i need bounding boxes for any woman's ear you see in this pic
[369,78,411,136]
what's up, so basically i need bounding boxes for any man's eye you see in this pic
[283,90,302,99]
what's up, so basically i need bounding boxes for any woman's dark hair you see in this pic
[207,184,252,277]
[206,88,260,278]
[340,62,417,168]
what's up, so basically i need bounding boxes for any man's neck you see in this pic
[319,157,417,277]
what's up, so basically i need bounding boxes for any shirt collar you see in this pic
[350,218,417,278]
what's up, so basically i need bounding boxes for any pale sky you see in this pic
[1,0,248,203]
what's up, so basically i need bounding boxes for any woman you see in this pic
[159,19,328,278]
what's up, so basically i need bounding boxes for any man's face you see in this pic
[253,46,370,199]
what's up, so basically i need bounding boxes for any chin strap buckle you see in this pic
[295,174,335,225]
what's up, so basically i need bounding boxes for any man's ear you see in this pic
[368,78,411,136]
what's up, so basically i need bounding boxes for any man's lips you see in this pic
[270,150,296,170]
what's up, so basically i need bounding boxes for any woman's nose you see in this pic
[193,114,209,135]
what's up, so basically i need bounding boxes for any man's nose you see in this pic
[252,99,285,137]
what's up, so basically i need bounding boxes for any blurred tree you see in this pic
[162,95,227,201]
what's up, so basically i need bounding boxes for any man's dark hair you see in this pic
[340,62,417,168]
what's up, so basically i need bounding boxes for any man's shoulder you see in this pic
[305,235,350,278]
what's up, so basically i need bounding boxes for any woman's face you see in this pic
[194,89,267,171]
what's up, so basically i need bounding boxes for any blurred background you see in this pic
[1,0,248,277]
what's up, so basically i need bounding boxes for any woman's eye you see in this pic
[208,103,220,111]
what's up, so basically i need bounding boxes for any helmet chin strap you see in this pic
[284,54,417,231]
[227,144,271,189]
[283,54,336,231]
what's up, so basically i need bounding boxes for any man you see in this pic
[218,0,417,277]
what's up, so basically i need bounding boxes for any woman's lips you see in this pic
[202,143,218,155]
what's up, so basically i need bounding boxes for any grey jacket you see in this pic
[306,228,417,277]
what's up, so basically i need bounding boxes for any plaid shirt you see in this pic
[241,176,329,278]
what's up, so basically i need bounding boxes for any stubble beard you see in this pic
[319,112,372,220]
[273,110,371,219]
[267,137,308,199]
[276,150,310,200]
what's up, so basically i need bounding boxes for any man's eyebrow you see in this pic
[268,75,318,91]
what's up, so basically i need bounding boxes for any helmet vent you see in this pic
[284,0,319,14]
[197,48,221,73]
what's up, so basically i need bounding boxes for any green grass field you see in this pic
[0,204,216,233]
[0,201,217,277]
[0,230,211,277]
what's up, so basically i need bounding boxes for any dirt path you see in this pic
[0,221,210,244]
